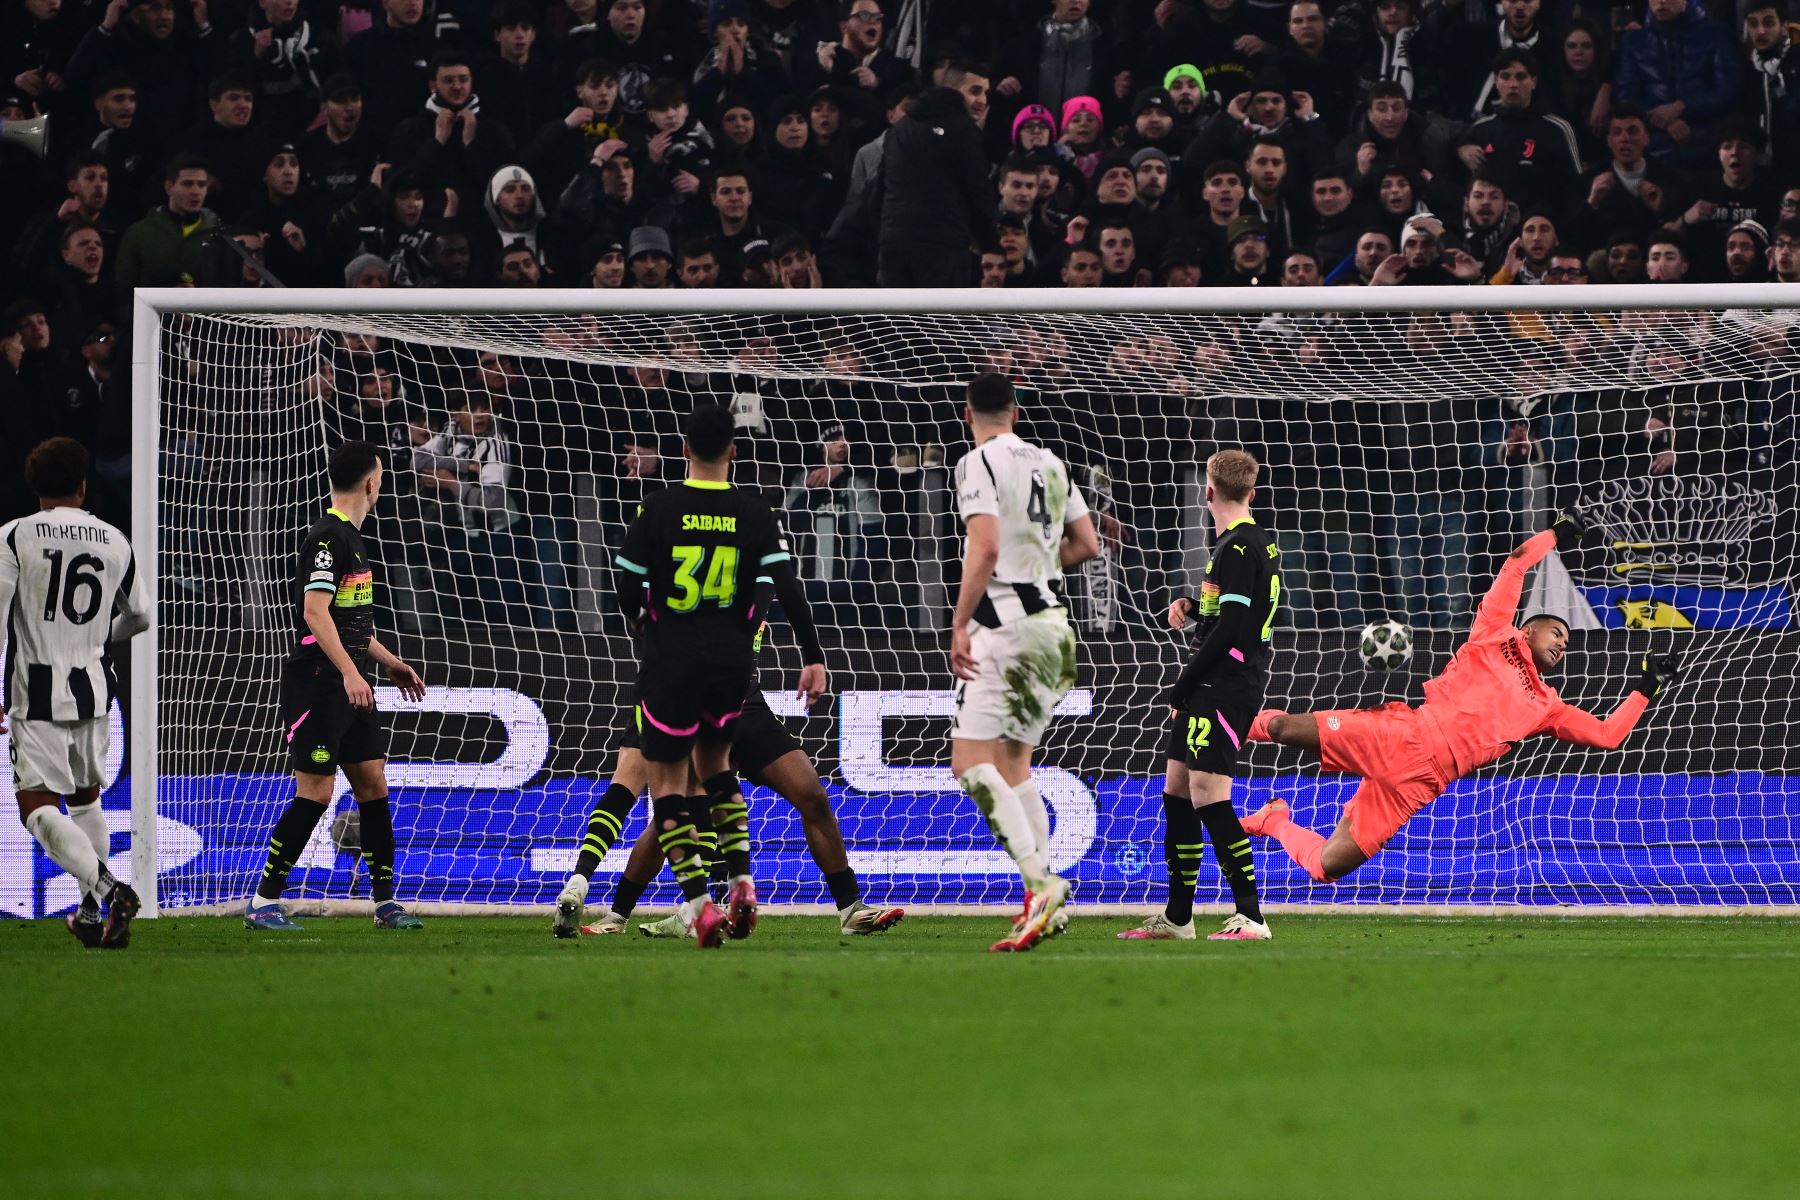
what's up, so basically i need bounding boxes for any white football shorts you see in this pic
[951,610,1077,745]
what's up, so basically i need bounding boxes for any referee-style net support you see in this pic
[109,286,1798,918]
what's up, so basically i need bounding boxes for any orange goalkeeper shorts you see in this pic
[1315,702,1450,859]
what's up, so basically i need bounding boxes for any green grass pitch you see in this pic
[3,914,1796,1199]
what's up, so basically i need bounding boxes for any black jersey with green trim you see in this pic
[290,508,376,664]
[1187,516,1280,687]
[615,480,789,654]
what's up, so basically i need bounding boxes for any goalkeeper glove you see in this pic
[1631,652,1682,700]
[1548,510,1589,552]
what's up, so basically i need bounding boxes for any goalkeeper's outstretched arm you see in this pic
[1544,654,1682,749]
[1470,514,1587,642]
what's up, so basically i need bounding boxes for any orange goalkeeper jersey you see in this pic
[1413,529,1650,781]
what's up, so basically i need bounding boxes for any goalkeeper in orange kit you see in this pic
[1242,515,1683,882]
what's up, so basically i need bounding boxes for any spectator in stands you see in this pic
[994,0,1112,123]
[343,0,436,144]
[495,244,542,286]
[480,3,558,146]
[46,222,111,338]
[979,248,1010,287]
[344,252,392,286]
[1241,136,1298,254]
[692,3,784,121]
[414,387,526,622]
[423,225,475,286]
[1676,119,1779,276]
[1159,239,1204,285]
[588,236,626,287]
[587,0,680,116]
[1059,242,1103,286]
[177,71,263,220]
[1189,70,1330,184]
[1764,217,1800,284]
[1593,228,1648,283]
[1333,226,1394,285]
[677,239,720,287]
[15,152,113,282]
[0,303,62,493]
[1334,0,1428,109]
[1094,217,1145,286]
[231,0,336,135]
[1488,208,1557,284]
[1306,165,1359,268]
[329,162,439,286]
[1369,163,1427,245]
[642,78,713,209]
[1336,80,1460,191]
[387,49,517,217]
[303,74,378,208]
[1745,0,1800,170]
[1137,0,1279,105]
[1122,87,1184,158]
[1646,231,1690,282]
[1569,105,1680,250]
[756,95,840,239]
[1278,1,1357,135]
[1057,93,1105,180]
[1191,159,1246,277]
[1220,214,1273,284]
[1435,0,1553,122]
[1723,219,1771,284]
[1460,49,1579,215]
[114,154,218,297]
[775,232,824,287]
[66,0,216,137]
[241,141,325,286]
[1452,174,1514,269]
[522,58,626,204]
[556,140,646,246]
[1371,213,1482,284]
[1613,0,1746,166]
[878,62,996,286]
[626,223,674,287]
[1547,17,1611,170]
[81,72,159,221]
[1279,245,1322,285]
[695,167,781,282]
[798,0,913,113]
[1162,63,1207,141]
[780,417,885,621]
[481,164,547,276]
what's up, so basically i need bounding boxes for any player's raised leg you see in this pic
[17,786,133,949]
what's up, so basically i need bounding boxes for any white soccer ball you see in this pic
[1358,620,1413,671]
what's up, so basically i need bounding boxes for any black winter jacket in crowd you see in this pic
[877,86,997,255]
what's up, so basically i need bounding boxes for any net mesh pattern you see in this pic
[147,302,1800,909]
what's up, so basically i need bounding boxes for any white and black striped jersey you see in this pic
[0,507,151,721]
[954,432,1090,629]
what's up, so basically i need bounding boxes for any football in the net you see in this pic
[1358,620,1413,671]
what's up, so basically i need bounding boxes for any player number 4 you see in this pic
[668,544,738,612]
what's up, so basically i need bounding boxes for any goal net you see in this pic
[116,287,1798,917]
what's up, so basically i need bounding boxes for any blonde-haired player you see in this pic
[1121,449,1279,942]
[949,373,1100,952]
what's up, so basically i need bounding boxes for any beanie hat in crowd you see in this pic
[708,0,749,27]
[1130,146,1170,170]
[1011,103,1057,145]
[1730,219,1770,252]
[1401,213,1445,246]
[343,252,388,286]
[1133,87,1173,116]
[488,163,537,209]
[1163,64,1205,93]
[627,225,673,262]
[1061,95,1102,128]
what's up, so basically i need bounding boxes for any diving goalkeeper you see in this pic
[1242,516,1682,882]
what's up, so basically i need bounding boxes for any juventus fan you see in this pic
[949,374,1101,952]
[0,438,151,948]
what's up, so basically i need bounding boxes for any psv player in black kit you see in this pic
[613,406,826,949]
[246,442,428,931]
[1121,450,1281,943]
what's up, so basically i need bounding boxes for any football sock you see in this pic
[706,771,752,880]
[1015,776,1051,863]
[613,875,648,918]
[824,868,861,910]
[1161,792,1204,926]
[1262,805,1330,883]
[1198,801,1263,922]
[67,800,110,906]
[255,796,326,901]
[25,807,111,900]
[653,795,712,903]
[572,782,636,880]
[358,796,396,903]
[1248,710,1283,744]
[959,763,1048,886]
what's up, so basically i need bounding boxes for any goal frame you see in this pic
[129,283,1800,917]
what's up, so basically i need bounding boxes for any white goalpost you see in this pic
[113,284,1798,919]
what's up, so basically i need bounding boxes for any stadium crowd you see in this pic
[1,0,1797,630]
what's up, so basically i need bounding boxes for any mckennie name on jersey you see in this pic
[0,508,151,722]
